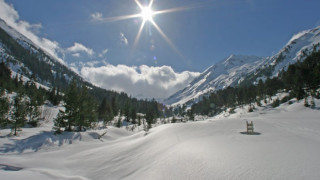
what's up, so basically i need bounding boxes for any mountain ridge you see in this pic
[165,26,320,106]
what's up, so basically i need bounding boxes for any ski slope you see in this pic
[1,100,320,180]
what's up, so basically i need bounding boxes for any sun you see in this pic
[140,6,154,21]
[101,0,192,58]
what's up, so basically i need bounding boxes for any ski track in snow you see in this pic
[1,100,320,180]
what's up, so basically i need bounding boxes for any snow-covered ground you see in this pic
[1,100,320,180]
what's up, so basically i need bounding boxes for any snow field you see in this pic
[1,99,320,179]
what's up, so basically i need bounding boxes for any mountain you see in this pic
[165,26,320,106]
[0,18,123,102]
[0,18,79,89]
[165,55,267,105]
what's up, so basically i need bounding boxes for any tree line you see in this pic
[53,78,173,133]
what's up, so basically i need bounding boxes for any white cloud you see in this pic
[0,0,65,64]
[67,42,94,56]
[80,64,200,99]
[99,48,108,57]
[72,53,81,57]
[91,12,103,21]
[120,32,128,46]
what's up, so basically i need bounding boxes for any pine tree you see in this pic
[116,117,122,128]
[187,109,194,121]
[131,108,137,124]
[53,110,66,134]
[145,107,155,129]
[137,114,141,126]
[63,79,79,131]
[111,96,119,116]
[26,95,41,127]
[77,85,98,131]
[11,93,27,135]
[124,100,131,123]
[0,94,10,130]
[0,62,12,90]
[53,81,98,133]
[49,87,60,105]
[98,98,114,124]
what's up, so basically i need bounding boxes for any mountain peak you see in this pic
[165,25,320,106]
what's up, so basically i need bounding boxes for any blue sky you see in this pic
[5,0,320,71]
[1,0,320,99]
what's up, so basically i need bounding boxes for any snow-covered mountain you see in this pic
[165,55,268,105]
[0,18,98,92]
[165,26,320,106]
[0,18,75,87]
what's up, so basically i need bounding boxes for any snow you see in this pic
[0,18,66,65]
[165,55,266,106]
[1,99,320,180]
[165,26,320,106]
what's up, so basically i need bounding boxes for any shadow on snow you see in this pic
[0,131,101,153]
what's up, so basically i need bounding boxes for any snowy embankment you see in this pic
[1,100,320,180]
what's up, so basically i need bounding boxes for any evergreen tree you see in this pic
[145,107,155,129]
[53,81,98,133]
[111,96,119,116]
[77,85,98,131]
[187,109,194,121]
[137,114,141,126]
[0,62,12,90]
[63,79,80,131]
[98,98,114,124]
[124,100,131,123]
[11,93,27,135]
[26,95,41,127]
[0,94,10,130]
[53,110,66,134]
[131,108,137,124]
[116,117,122,128]
[48,87,60,105]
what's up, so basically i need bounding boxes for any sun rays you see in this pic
[101,0,192,59]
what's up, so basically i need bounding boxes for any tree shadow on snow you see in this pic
[0,131,85,153]
[0,164,23,171]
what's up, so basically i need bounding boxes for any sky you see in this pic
[1,0,320,99]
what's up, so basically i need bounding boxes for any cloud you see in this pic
[80,64,200,99]
[66,42,94,56]
[72,53,81,57]
[99,48,108,58]
[0,0,65,64]
[91,12,103,21]
[120,32,128,46]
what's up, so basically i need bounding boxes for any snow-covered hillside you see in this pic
[165,55,267,106]
[266,26,320,77]
[1,99,320,180]
[0,19,64,65]
[165,26,320,106]
[0,18,101,94]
